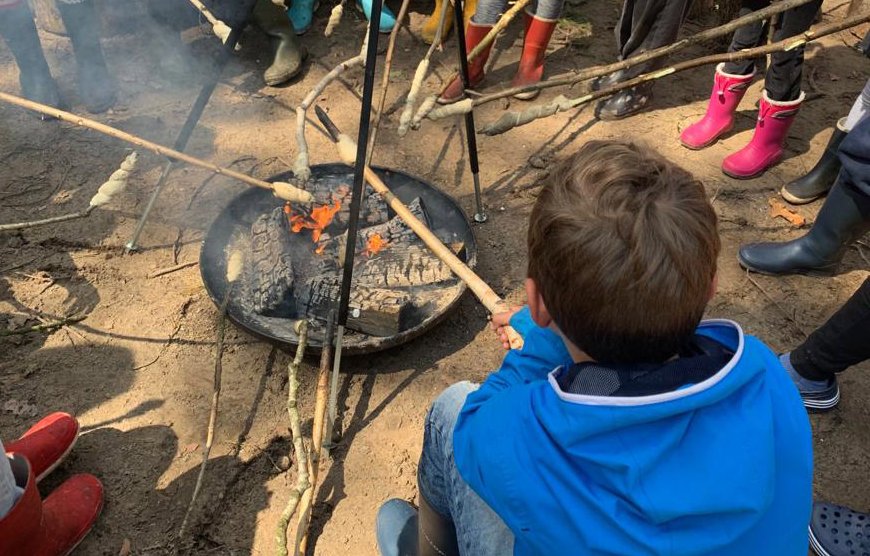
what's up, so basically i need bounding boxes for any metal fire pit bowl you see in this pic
[200,163,478,355]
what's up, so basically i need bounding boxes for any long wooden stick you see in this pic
[0,208,94,232]
[419,0,819,121]
[478,11,870,134]
[0,91,313,203]
[187,0,233,44]
[314,108,524,348]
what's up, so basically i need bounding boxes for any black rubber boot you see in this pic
[594,82,654,120]
[56,0,117,113]
[417,489,459,556]
[253,0,306,86]
[0,2,62,109]
[738,182,870,276]
[590,69,626,92]
[781,118,849,205]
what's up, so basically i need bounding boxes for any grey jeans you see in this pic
[472,0,563,25]
[417,382,514,556]
[0,441,21,519]
[844,78,870,131]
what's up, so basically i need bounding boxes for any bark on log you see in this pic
[248,207,296,316]
[296,276,413,336]
[353,242,462,288]
[290,182,389,228]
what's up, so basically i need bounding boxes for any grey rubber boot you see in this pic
[56,0,117,113]
[0,1,63,110]
[253,0,306,86]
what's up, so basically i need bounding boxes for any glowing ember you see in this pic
[365,233,388,256]
[287,201,342,244]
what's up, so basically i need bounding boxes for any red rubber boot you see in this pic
[438,22,494,104]
[0,454,103,556]
[510,14,557,100]
[722,90,805,179]
[5,413,79,483]
[680,63,754,150]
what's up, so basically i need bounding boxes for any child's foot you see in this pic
[375,499,418,556]
[810,501,870,556]
[779,352,839,412]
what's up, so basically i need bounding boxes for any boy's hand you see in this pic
[490,306,523,350]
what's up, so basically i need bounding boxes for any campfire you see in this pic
[213,167,471,344]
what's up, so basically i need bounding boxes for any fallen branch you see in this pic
[293,31,369,182]
[178,251,244,540]
[0,208,94,232]
[478,11,870,135]
[417,0,819,122]
[397,0,451,136]
[276,320,311,556]
[147,261,199,279]
[0,315,86,337]
[295,313,336,554]
[0,91,312,203]
[367,0,413,163]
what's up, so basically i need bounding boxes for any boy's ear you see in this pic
[525,278,553,328]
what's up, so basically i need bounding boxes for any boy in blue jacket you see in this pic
[376,140,813,556]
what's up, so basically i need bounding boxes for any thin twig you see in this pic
[366,0,413,165]
[0,207,94,232]
[147,261,199,279]
[276,321,311,556]
[0,315,86,337]
[474,11,870,135]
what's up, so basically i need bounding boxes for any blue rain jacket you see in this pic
[453,310,812,555]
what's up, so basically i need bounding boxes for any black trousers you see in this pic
[722,0,822,101]
[792,278,870,381]
[615,0,693,79]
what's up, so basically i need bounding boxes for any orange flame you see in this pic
[287,201,342,244]
[364,233,388,256]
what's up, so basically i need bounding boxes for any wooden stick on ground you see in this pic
[478,11,870,135]
[0,91,313,203]
[178,251,244,540]
[276,320,311,556]
[316,107,524,349]
[0,315,86,337]
[417,0,819,121]
[295,313,337,554]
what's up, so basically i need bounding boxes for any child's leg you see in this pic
[614,0,691,76]
[723,0,771,76]
[472,0,509,25]
[531,0,562,20]
[844,78,870,131]
[762,0,823,101]
[791,278,870,381]
[0,441,23,518]
[418,382,514,556]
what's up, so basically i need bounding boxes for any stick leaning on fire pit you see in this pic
[315,106,524,350]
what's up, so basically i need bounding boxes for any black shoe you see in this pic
[590,69,626,92]
[800,377,841,412]
[781,118,849,205]
[57,0,117,113]
[594,83,653,120]
[253,0,307,86]
[0,2,63,110]
[810,502,870,556]
[738,182,870,276]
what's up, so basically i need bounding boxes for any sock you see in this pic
[780,352,831,393]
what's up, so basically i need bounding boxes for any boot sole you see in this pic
[780,186,825,206]
[736,253,838,277]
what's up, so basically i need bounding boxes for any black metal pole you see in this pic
[126,1,258,252]
[452,0,487,223]
[336,8,384,327]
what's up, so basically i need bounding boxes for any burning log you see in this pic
[249,207,296,316]
[290,182,389,229]
[353,242,462,288]
[296,276,413,337]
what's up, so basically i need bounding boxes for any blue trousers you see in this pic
[417,382,514,555]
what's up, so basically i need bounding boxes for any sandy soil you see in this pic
[1,1,868,554]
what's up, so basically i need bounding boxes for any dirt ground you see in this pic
[1,1,868,554]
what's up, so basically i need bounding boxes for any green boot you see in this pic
[253,0,307,86]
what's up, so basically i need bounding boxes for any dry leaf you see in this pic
[118,538,132,556]
[768,198,806,227]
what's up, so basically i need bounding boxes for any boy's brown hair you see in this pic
[527,140,720,364]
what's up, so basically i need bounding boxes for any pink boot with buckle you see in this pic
[680,64,754,150]
[722,90,805,179]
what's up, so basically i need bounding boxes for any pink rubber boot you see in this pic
[680,64,754,150]
[722,90,805,179]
